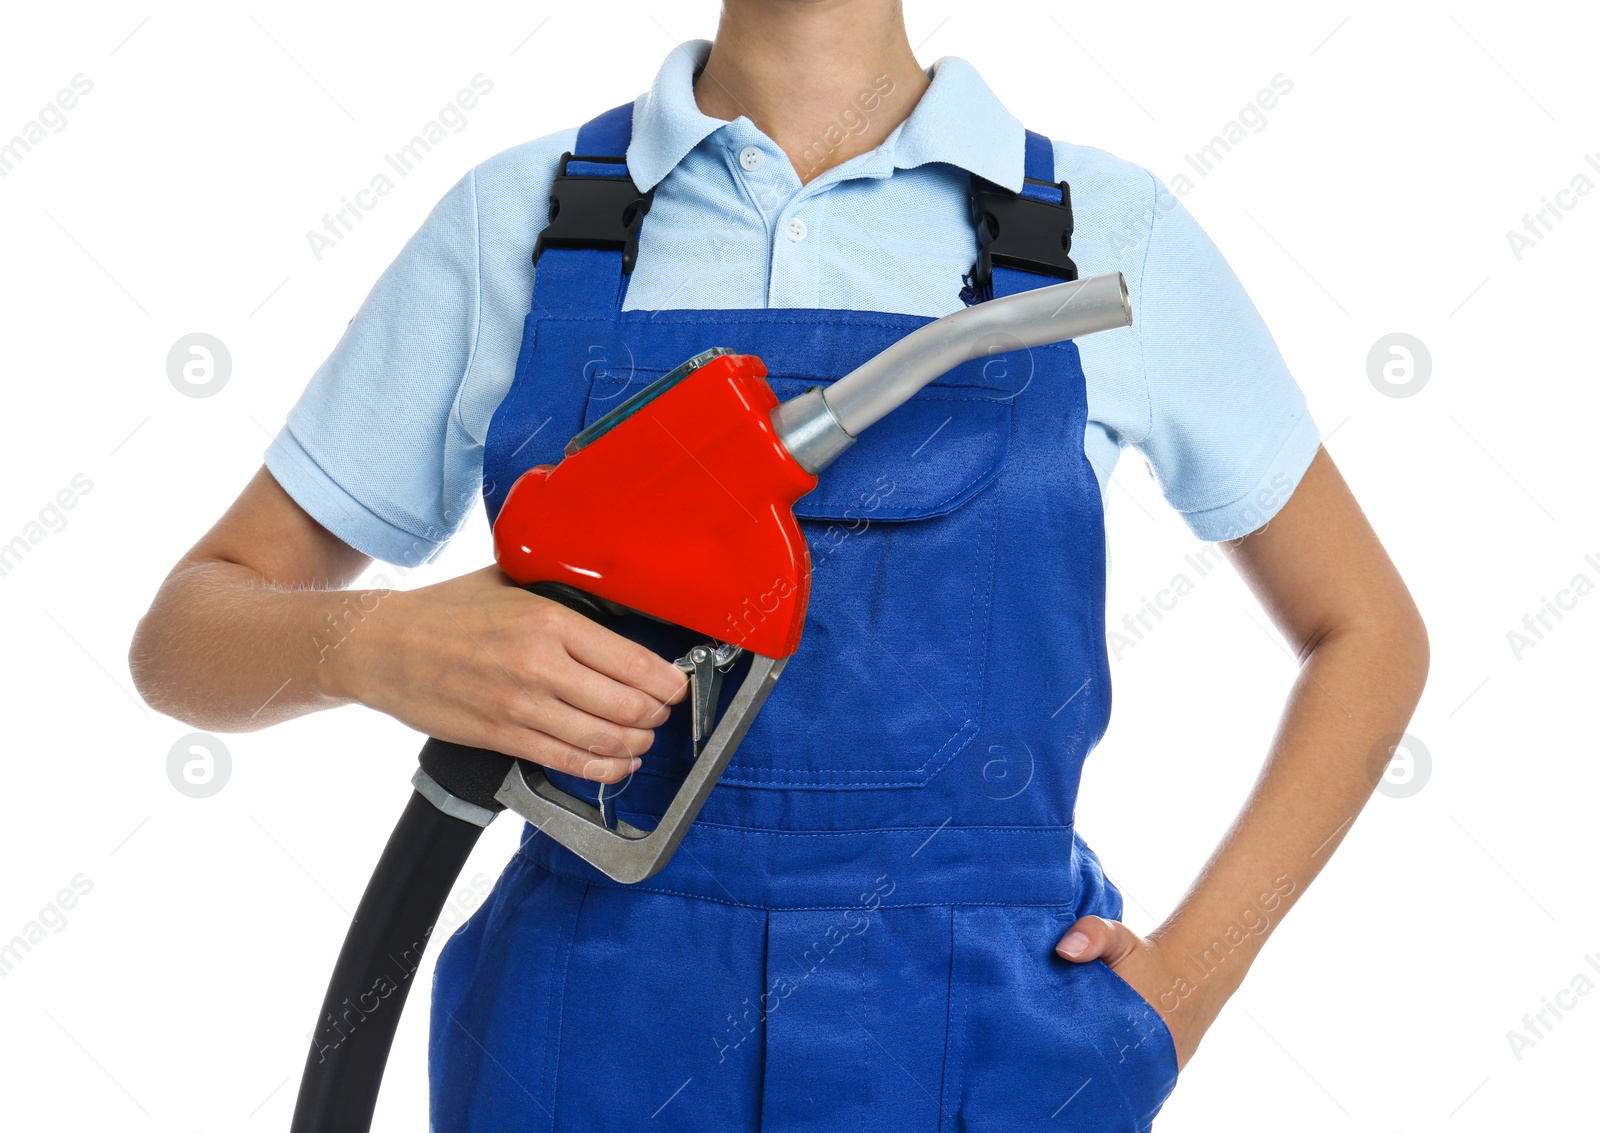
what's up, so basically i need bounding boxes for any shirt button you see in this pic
[738,145,764,172]
[785,217,808,243]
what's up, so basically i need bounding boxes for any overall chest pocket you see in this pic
[581,368,1014,790]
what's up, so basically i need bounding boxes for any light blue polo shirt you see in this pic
[266,40,1320,567]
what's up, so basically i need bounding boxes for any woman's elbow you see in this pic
[1392,596,1431,693]
[128,599,180,719]
[127,573,214,727]
[1338,588,1431,700]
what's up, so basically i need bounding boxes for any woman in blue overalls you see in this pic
[441,103,1156,1130]
[131,4,1429,1130]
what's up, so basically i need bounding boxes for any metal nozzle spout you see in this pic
[772,272,1132,473]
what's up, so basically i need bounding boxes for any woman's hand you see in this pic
[1055,915,1218,1071]
[324,565,689,782]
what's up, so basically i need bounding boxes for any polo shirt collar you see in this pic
[626,39,1027,193]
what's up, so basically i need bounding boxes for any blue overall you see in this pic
[430,104,1180,1132]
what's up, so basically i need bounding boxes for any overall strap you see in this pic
[530,101,650,312]
[969,128,1079,301]
[1021,129,1057,195]
[529,109,1076,310]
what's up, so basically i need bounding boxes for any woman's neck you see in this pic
[694,0,930,183]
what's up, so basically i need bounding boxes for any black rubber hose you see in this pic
[289,741,512,1133]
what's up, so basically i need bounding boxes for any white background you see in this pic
[1,1,1595,1129]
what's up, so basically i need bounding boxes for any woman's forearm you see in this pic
[129,557,375,730]
[131,467,687,774]
[1149,602,1429,1026]
[129,468,384,729]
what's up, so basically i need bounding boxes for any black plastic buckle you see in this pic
[969,176,1078,290]
[532,152,655,274]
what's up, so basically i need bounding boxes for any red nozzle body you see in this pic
[493,352,817,658]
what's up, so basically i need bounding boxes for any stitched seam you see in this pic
[938,906,957,1132]
[946,908,965,1131]
[518,853,1083,912]
[545,310,1089,342]
[716,774,928,786]
[1173,409,1315,520]
[972,423,1006,764]
[767,380,1033,399]
[458,165,484,429]
[720,720,979,784]
[754,908,772,1126]
[722,142,777,245]
[546,882,589,1133]
[858,942,869,1116]
[774,446,1006,519]
[1077,962,1147,1126]
[1130,168,1160,447]
[960,488,987,777]
[661,822,1078,837]
[272,425,447,550]
[1098,962,1180,1080]
[1071,335,1115,746]
[482,313,547,511]
[588,374,1033,399]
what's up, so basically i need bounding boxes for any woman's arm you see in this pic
[1055,446,1429,1069]
[129,466,686,780]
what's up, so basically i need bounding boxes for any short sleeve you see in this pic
[265,169,483,567]
[1129,172,1321,541]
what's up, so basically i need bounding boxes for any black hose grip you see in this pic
[417,739,514,814]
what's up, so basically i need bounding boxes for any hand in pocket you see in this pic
[1055,914,1209,1071]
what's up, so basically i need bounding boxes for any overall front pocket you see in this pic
[579,369,1014,790]
[944,906,1180,1133]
